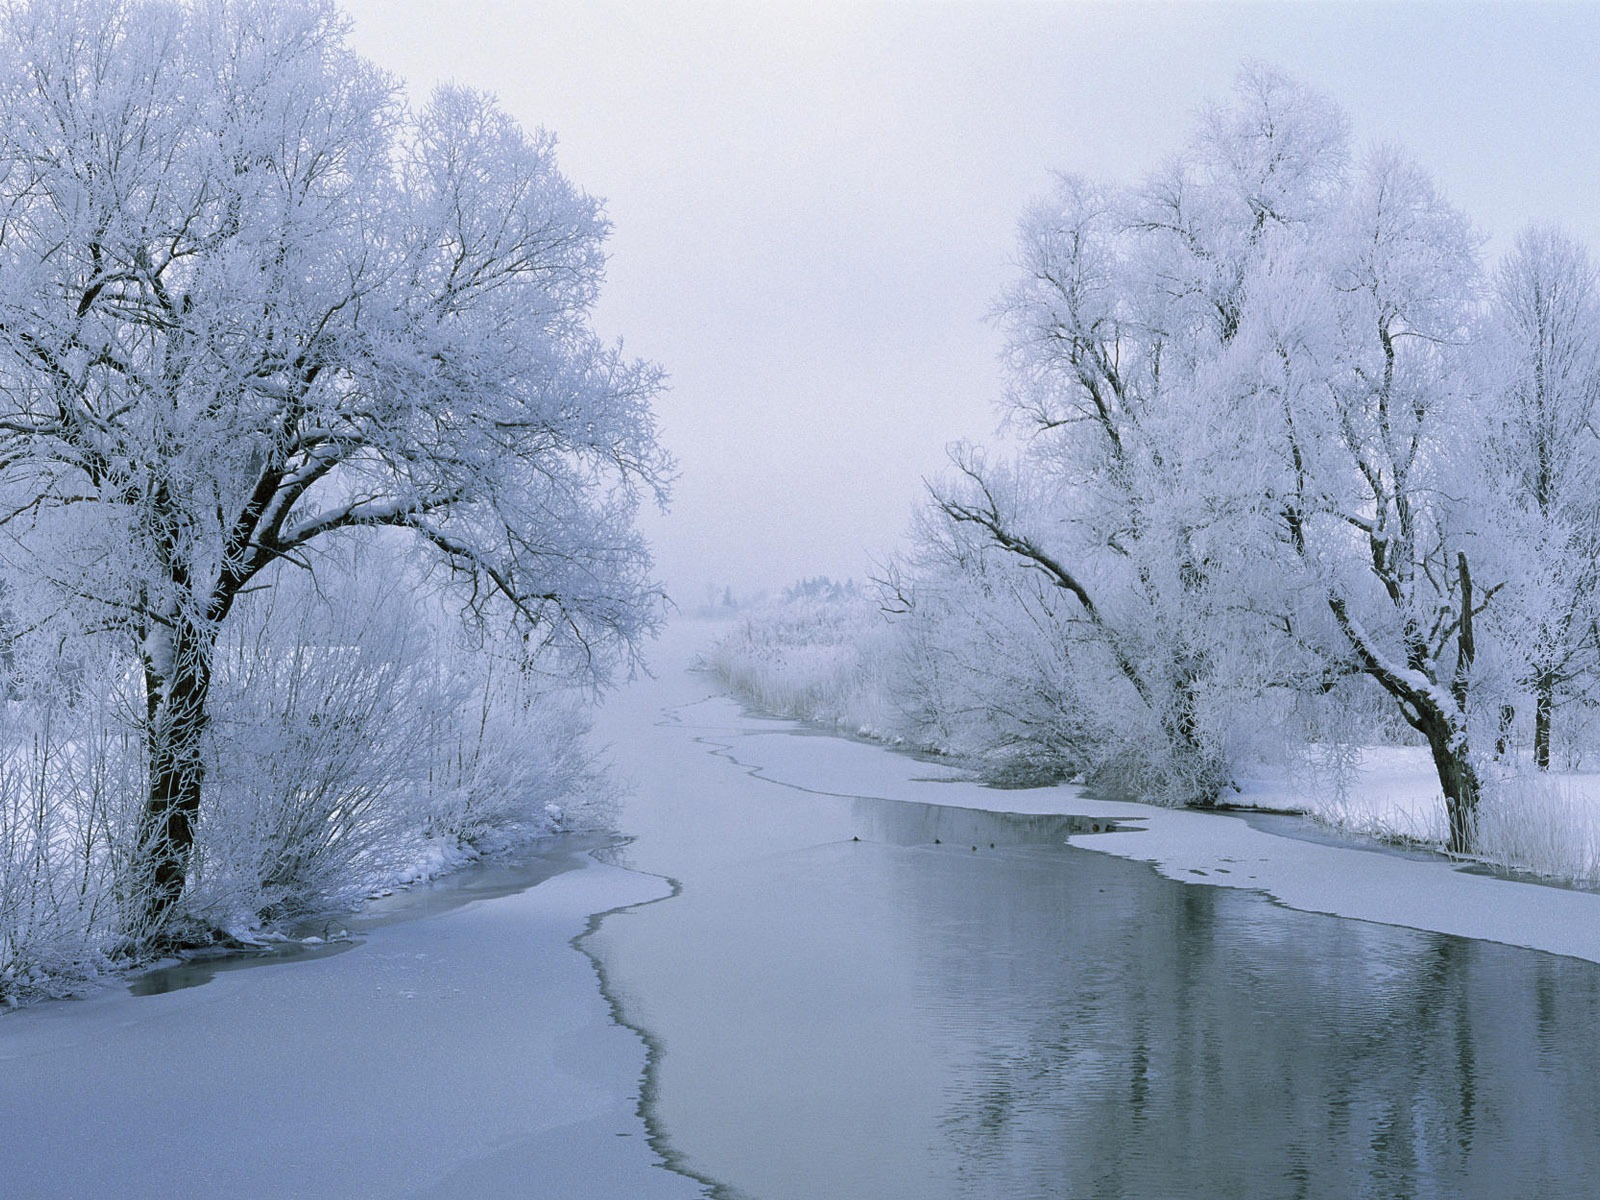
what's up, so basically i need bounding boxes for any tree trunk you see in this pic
[1167,654,1229,806]
[1326,570,1484,858]
[132,616,215,937]
[1534,673,1554,771]
[1494,703,1515,761]
[1420,716,1481,856]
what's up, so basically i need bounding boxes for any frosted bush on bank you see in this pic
[0,648,144,1005]
[0,555,604,1007]
[707,583,1600,887]
[190,558,606,934]
[703,581,900,740]
[704,576,1256,790]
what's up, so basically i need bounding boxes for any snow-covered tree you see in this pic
[1480,226,1600,770]
[0,0,666,939]
[899,66,1515,852]
[1250,146,1488,852]
[916,66,1347,804]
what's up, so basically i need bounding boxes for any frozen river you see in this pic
[8,621,1600,1198]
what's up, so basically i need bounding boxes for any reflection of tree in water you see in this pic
[896,843,1600,1199]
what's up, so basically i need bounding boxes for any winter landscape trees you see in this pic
[1482,228,1600,773]
[0,0,664,992]
[5,0,1598,1010]
[714,66,1600,868]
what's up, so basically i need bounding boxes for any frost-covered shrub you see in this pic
[704,579,899,739]
[188,555,601,929]
[194,606,442,925]
[1548,697,1600,772]
[415,661,600,849]
[0,541,607,1001]
[0,642,146,1005]
[707,571,1190,787]
[706,573,1170,788]
[889,574,1095,783]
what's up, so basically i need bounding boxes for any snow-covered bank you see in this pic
[696,687,1600,967]
[0,845,705,1200]
[706,593,1600,888]
[1235,747,1600,887]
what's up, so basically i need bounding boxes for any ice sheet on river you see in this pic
[0,854,704,1200]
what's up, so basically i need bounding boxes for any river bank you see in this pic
[685,614,1600,966]
[0,839,704,1199]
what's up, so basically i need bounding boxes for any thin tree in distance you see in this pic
[1483,226,1600,771]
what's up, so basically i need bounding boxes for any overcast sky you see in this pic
[338,0,1600,605]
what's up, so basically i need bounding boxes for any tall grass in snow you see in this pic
[703,580,900,740]
[1475,771,1600,884]
[0,646,145,1003]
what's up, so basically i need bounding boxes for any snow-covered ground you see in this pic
[0,847,705,1200]
[704,698,1600,966]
